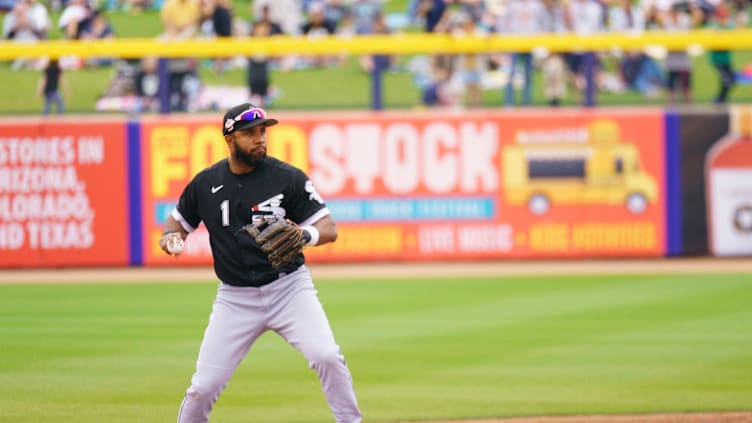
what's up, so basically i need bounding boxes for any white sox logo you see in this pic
[251,194,286,222]
[305,180,324,204]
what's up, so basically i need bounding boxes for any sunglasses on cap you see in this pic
[224,106,269,134]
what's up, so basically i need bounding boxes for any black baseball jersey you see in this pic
[172,157,330,287]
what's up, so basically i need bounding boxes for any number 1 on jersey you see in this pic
[220,200,229,227]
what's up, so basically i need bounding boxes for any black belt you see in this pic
[253,272,287,286]
[250,265,300,286]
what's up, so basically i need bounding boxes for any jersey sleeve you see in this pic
[287,168,330,226]
[172,176,202,232]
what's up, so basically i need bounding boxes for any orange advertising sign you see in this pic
[0,120,129,267]
[307,109,666,260]
[139,109,666,265]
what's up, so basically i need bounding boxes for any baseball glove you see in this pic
[240,217,306,268]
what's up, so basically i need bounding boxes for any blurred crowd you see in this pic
[1,0,749,113]
[410,0,747,108]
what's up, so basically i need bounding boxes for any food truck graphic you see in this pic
[502,119,657,215]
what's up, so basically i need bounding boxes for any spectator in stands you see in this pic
[81,10,115,67]
[211,0,233,39]
[160,0,201,39]
[341,0,386,73]
[134,56,159,112]
[37,58,67,115]
[3,0,44,70]
[564,0,604,103]
[252,0,302,71]
[656,1,703,104]
[324,0,350,27]
[608,0,663,97]
[365,12,394,71]
[172,59,202,112]
[22,0,51,39]
[609,0,646,34]
[160,0,202,111]
[301,1,338,67]
[200,0,233,74]
[451,11,487,108]
[303,1,338,36]
[253,0,303,36]
[58,0,93,39]
[350,0,382,34]
[335,6,357,38]
[3,1,41,41]
[421,54,460,108]
[410,0,447,32]
[457,0,486,22]
[499,0,544,106]
[251,5,283,37]
[247,5,284,107]
[333,8,357,67]
[539,0,567,106]
[708,2,736,103]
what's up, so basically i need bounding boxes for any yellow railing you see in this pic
[1,29,751,60]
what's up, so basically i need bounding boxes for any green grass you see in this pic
[1,273,751,423]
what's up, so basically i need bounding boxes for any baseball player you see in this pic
[159,103,362,423]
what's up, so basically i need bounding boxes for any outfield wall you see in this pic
[1,107,750,268]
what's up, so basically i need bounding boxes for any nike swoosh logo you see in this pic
[211,185,224,194]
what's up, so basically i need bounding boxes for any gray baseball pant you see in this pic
[176,266,362,423]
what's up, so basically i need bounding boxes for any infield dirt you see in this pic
[2,257,752,284]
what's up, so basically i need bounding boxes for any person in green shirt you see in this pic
[708,4,736,104]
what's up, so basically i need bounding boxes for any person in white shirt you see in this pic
[539,0,567,105]
[252,0,303,36]
[3,1,39,41]
[609,0,663,96]
[18,0,50,38]
[499,0,544,106]
[564,0,604,103]
[57,0,90,39]
[2,1,43,69]
[609,0,646,32]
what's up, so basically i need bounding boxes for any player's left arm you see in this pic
[288,168,336,247]
[307,215,337,246]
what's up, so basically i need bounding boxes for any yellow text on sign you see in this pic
[149,124,308,196]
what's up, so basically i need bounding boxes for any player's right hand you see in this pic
[160,232,184,256]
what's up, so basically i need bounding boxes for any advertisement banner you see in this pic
[0,120,129,267]
[140,118,228,265]
[140,109,666,265]
[307,109,666,260]
[705,107,752,256]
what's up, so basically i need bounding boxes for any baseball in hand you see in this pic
[167,236,185,255]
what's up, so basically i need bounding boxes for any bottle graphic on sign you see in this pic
[705,108,752,256]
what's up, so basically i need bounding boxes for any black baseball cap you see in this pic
[222,103,279,136]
